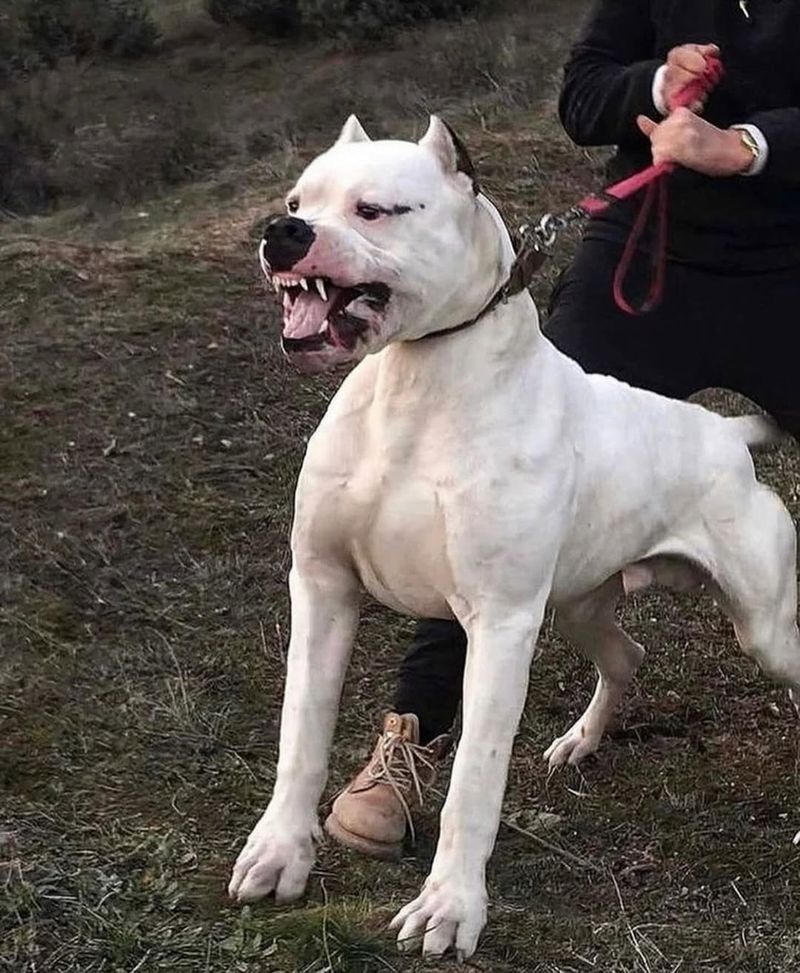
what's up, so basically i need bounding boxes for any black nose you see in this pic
[262,216,315,272]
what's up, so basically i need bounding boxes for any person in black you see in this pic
[324,0,800,859]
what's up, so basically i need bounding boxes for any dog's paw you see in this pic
[544,720,602,767]
[389,874,487,961]
[228,813,316,904]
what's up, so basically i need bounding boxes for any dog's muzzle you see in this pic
[262,216,315,272]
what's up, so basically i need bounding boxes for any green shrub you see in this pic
[96,1,160,57]
[0,78,62,213]
[0,68,227,215]
[298,0,488,37]
[205,0,301,36]
[205,0,486,41]
[6,0,159,70]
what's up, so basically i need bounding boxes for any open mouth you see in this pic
[261,252,390,354]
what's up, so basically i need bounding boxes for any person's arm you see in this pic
[637,107,800,187]
[559,0,660,146]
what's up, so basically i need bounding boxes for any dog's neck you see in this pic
[416,191,539,342]
[373,291,542,425]
[404,192,533,344]
[462,192,520,325]
[476,192,517,278]
[377,204,542,398]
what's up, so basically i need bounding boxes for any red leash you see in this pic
[575,55,724,314]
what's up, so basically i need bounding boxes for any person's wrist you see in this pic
[722,127,756,175]
[729,125,768,176]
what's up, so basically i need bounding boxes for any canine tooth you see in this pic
[258,240,270,278]
[315,278,327,301]
[299,278,309,291]
[272,279,280,293]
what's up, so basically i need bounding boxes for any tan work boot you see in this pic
[324,712,451,860]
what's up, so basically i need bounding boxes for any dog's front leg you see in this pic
[391,598,546,960]
[228,563,359,903]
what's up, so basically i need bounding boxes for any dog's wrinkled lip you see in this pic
[263,259,391,355]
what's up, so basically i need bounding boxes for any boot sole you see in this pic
[324,811,403,861]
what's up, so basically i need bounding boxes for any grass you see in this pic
[2,2,800,971]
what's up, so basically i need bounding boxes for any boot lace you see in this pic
[367,731,438,843]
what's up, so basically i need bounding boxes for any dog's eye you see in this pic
[287,198,299,214]
[356,202,383,221]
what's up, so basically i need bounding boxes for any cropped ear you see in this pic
[335,114,371,145]
[418,115,479,193]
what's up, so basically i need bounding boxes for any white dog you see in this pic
[228,116,800,959]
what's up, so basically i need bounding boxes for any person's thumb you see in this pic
[637,115,657,138]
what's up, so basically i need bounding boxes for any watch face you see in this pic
[733,127,759,158]
[743,132,759,155]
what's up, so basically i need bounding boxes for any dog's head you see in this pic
[259,115,514,372]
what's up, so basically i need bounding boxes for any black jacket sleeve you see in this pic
[746,108,800,187]
[559,0,660,147]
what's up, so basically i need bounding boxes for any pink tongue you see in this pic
[283,291,335,339]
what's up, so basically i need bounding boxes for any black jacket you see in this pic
[560,0,800,271]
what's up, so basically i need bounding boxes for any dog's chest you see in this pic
[298,453,456,618]
[294,351,568,615]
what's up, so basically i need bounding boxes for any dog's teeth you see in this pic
[258,241,270,278]
[299,278,309,291]
[272,279,280,293]
[315,278,327,301]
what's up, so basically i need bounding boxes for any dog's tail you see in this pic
[728,414,783,450]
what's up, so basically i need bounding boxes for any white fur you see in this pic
[229,117,800,959]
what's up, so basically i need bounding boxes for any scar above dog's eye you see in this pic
[287,198,299,213]
[356,202,413,220]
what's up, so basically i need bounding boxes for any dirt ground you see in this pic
[2,2,799,971]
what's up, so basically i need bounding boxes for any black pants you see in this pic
[394,238,800,742]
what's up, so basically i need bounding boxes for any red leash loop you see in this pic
[611,176,668,314]
[578,54,723,315]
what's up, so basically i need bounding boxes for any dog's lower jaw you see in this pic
[282,341,361,373]
[281,313,384,372]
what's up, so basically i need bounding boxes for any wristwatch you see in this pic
[731,125,761,173]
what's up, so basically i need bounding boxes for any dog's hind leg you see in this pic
[545,574,645,767]
[707,485,800,698]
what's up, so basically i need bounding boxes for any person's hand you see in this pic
[660,43,720,112]
[636,108,753,177]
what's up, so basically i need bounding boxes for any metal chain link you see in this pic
[520,205,587,252]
